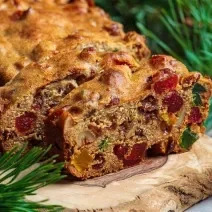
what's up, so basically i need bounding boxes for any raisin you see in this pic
[113,144,128,160]
[145,76,153,89]
[188,107,203,124]
[154,69,178,94]
[135,128,144,137]
[140,95,158,112]
[92,153,105,170]
[15,112,37,134]
[163,91,184,113]
[138,109,158,124]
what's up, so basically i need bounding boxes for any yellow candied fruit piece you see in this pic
[160,112,177,125]
[71,149,93,173]
[160,113,171,125]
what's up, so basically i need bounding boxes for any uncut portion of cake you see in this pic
[0,0,150,151]
[0,0,149,86]
[45,55,212,179]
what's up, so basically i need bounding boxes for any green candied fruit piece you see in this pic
[180,128,199,150]
[192,93,202,106]
[192,83,207,106]
[192,83,207,93]
[98,138,110,151]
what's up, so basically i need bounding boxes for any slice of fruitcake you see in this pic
[0,48,148,152]
[45,55,212,179]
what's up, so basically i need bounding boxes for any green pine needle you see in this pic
[0,144,65,212]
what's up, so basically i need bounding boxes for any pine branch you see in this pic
[0,145,65,212]
[137,0,212,77]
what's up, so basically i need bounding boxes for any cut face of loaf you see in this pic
[45,55,212,179]
[0,48,149,152]
[0,0,150,86]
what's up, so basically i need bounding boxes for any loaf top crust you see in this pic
[0,0,150,85]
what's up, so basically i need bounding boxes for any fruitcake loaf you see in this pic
[0,0,150,150]
[45,55,212,179]
[0,0,150,85]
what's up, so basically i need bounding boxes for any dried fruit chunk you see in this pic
[150,55,166,67]
[77,130,96,146]
[192,93,202,106]
[123,143,147,167]
[15,112,37,134]
[188,107,203,124]
[92,153,105,170]
[154,69,178,94]
[163,91,184,113]
[180,128,199,150]
[98,138,110,151]
[140,95,158,112]
[192,83,207,106]
[113,144,128,160]
[71,149,93,172]
[182,73,200,88]
[126,143,147,160]
[192,83,207,93]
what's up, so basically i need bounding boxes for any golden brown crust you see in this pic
[0,0,150,86]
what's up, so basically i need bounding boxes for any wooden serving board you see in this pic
[27,135,212,212]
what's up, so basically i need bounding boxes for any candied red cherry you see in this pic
[188,107,203,124]
[15,112,37,134]
[163,91,184,113]
[153,68,178,94]
[125,143,147,161]
[113,144,128,160]
[123,143,147,167]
